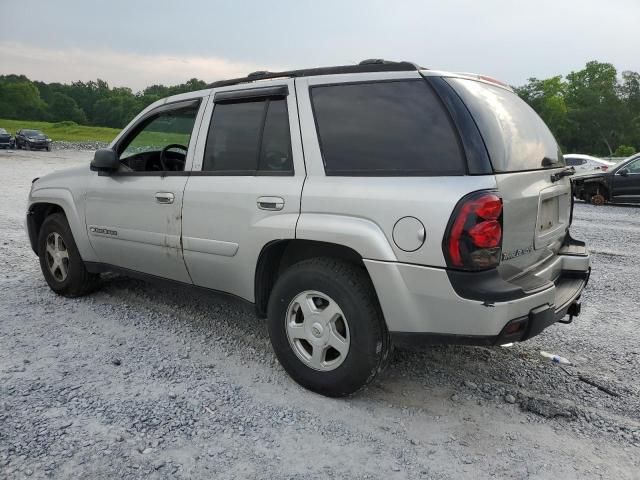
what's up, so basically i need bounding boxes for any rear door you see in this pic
[611,156,640,202]
[448,78,571,273]
[181,79,305,301]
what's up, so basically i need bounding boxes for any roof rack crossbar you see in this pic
[207,60,422,88]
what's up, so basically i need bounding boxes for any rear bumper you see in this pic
[365,238,590,348]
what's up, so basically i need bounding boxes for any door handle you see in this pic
[257,196,284,211]
[155,192,175,204]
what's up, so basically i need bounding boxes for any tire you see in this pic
[46,146,51,152]
[590,193,606,205]
[25,143,31,151]
[38,213,99,297]
[267,257,390,397]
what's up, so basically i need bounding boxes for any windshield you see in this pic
[24,130,43,136]
[447,78,564,172]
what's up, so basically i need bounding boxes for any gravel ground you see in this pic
[1,149,639,479]
[51,141,110,151]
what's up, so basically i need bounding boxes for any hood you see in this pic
[32,165,91,190]
[573,171,607,181]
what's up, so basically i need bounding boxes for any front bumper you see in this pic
[28,142,50,149]
[365,238,590,348]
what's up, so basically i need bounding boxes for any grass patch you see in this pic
[0,118,120,143]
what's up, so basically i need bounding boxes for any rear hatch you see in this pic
[447,77,571,275]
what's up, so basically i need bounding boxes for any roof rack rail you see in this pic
[208,59,423,89]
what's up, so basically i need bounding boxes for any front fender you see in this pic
[296,213,397,261]
[29,187,98,262]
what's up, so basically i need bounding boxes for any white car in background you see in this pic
[564,154,615,175]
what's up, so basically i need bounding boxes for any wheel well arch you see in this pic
[583,179,609,198]
[27,203,66,254]
[254,239,367,318]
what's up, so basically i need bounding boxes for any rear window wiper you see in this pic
[542,156,561,167]
[551,166,575,182]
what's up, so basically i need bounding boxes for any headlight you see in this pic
[46,138,51,141]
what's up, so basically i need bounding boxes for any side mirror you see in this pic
[90,148,119,173]
[619,168,629,177]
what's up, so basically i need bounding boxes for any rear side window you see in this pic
[310,80,465,176]
[448,78,564,172]
[202,98,292,173]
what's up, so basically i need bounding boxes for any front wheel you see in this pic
[590,193,606,205]
[38,213,99,297]
[267,258,390,397]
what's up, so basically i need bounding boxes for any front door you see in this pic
[181,80,305,301]
[611,156,640,203]
[85,98,205,282]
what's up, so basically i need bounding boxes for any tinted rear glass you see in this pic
[310,80,465,176]
[203,101,264,171]
[203,98,292,173]
[448,78,564,172]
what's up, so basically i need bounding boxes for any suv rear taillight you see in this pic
[443,191,503,270]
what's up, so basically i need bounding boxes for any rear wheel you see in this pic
[38,213,99,297]
[267,258,390,397]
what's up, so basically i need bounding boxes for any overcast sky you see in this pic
[1,0,638,91]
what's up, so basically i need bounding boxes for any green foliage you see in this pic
[614,145,636,157]
[0,74,208,130]
[0,118,120,142]
[516,61,640,156]
[1,64,638,153]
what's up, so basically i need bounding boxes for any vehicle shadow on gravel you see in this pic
[95,272,635,433]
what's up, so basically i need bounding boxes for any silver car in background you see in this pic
[564,153,615,175]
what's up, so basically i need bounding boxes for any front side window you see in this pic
[310,80,465,176]
[118,103,199,172]
[623,158,640,173]
[202,97,292,173]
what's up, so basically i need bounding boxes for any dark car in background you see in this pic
[0,128,14,149]
[572,154,640,205]
[15,129,52,151]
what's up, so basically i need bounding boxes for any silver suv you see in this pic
[26,60,590,397]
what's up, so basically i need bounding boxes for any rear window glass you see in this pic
[310,80,465,176]
[448,78,564,172]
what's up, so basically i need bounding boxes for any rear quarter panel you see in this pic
[294,73,496,266]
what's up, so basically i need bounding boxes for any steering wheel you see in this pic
[159,144,188,171]
[263,150,290,171]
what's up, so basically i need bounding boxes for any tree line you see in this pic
[515,61,639,157]
[0,75,207,130]
[0,60,638,156]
